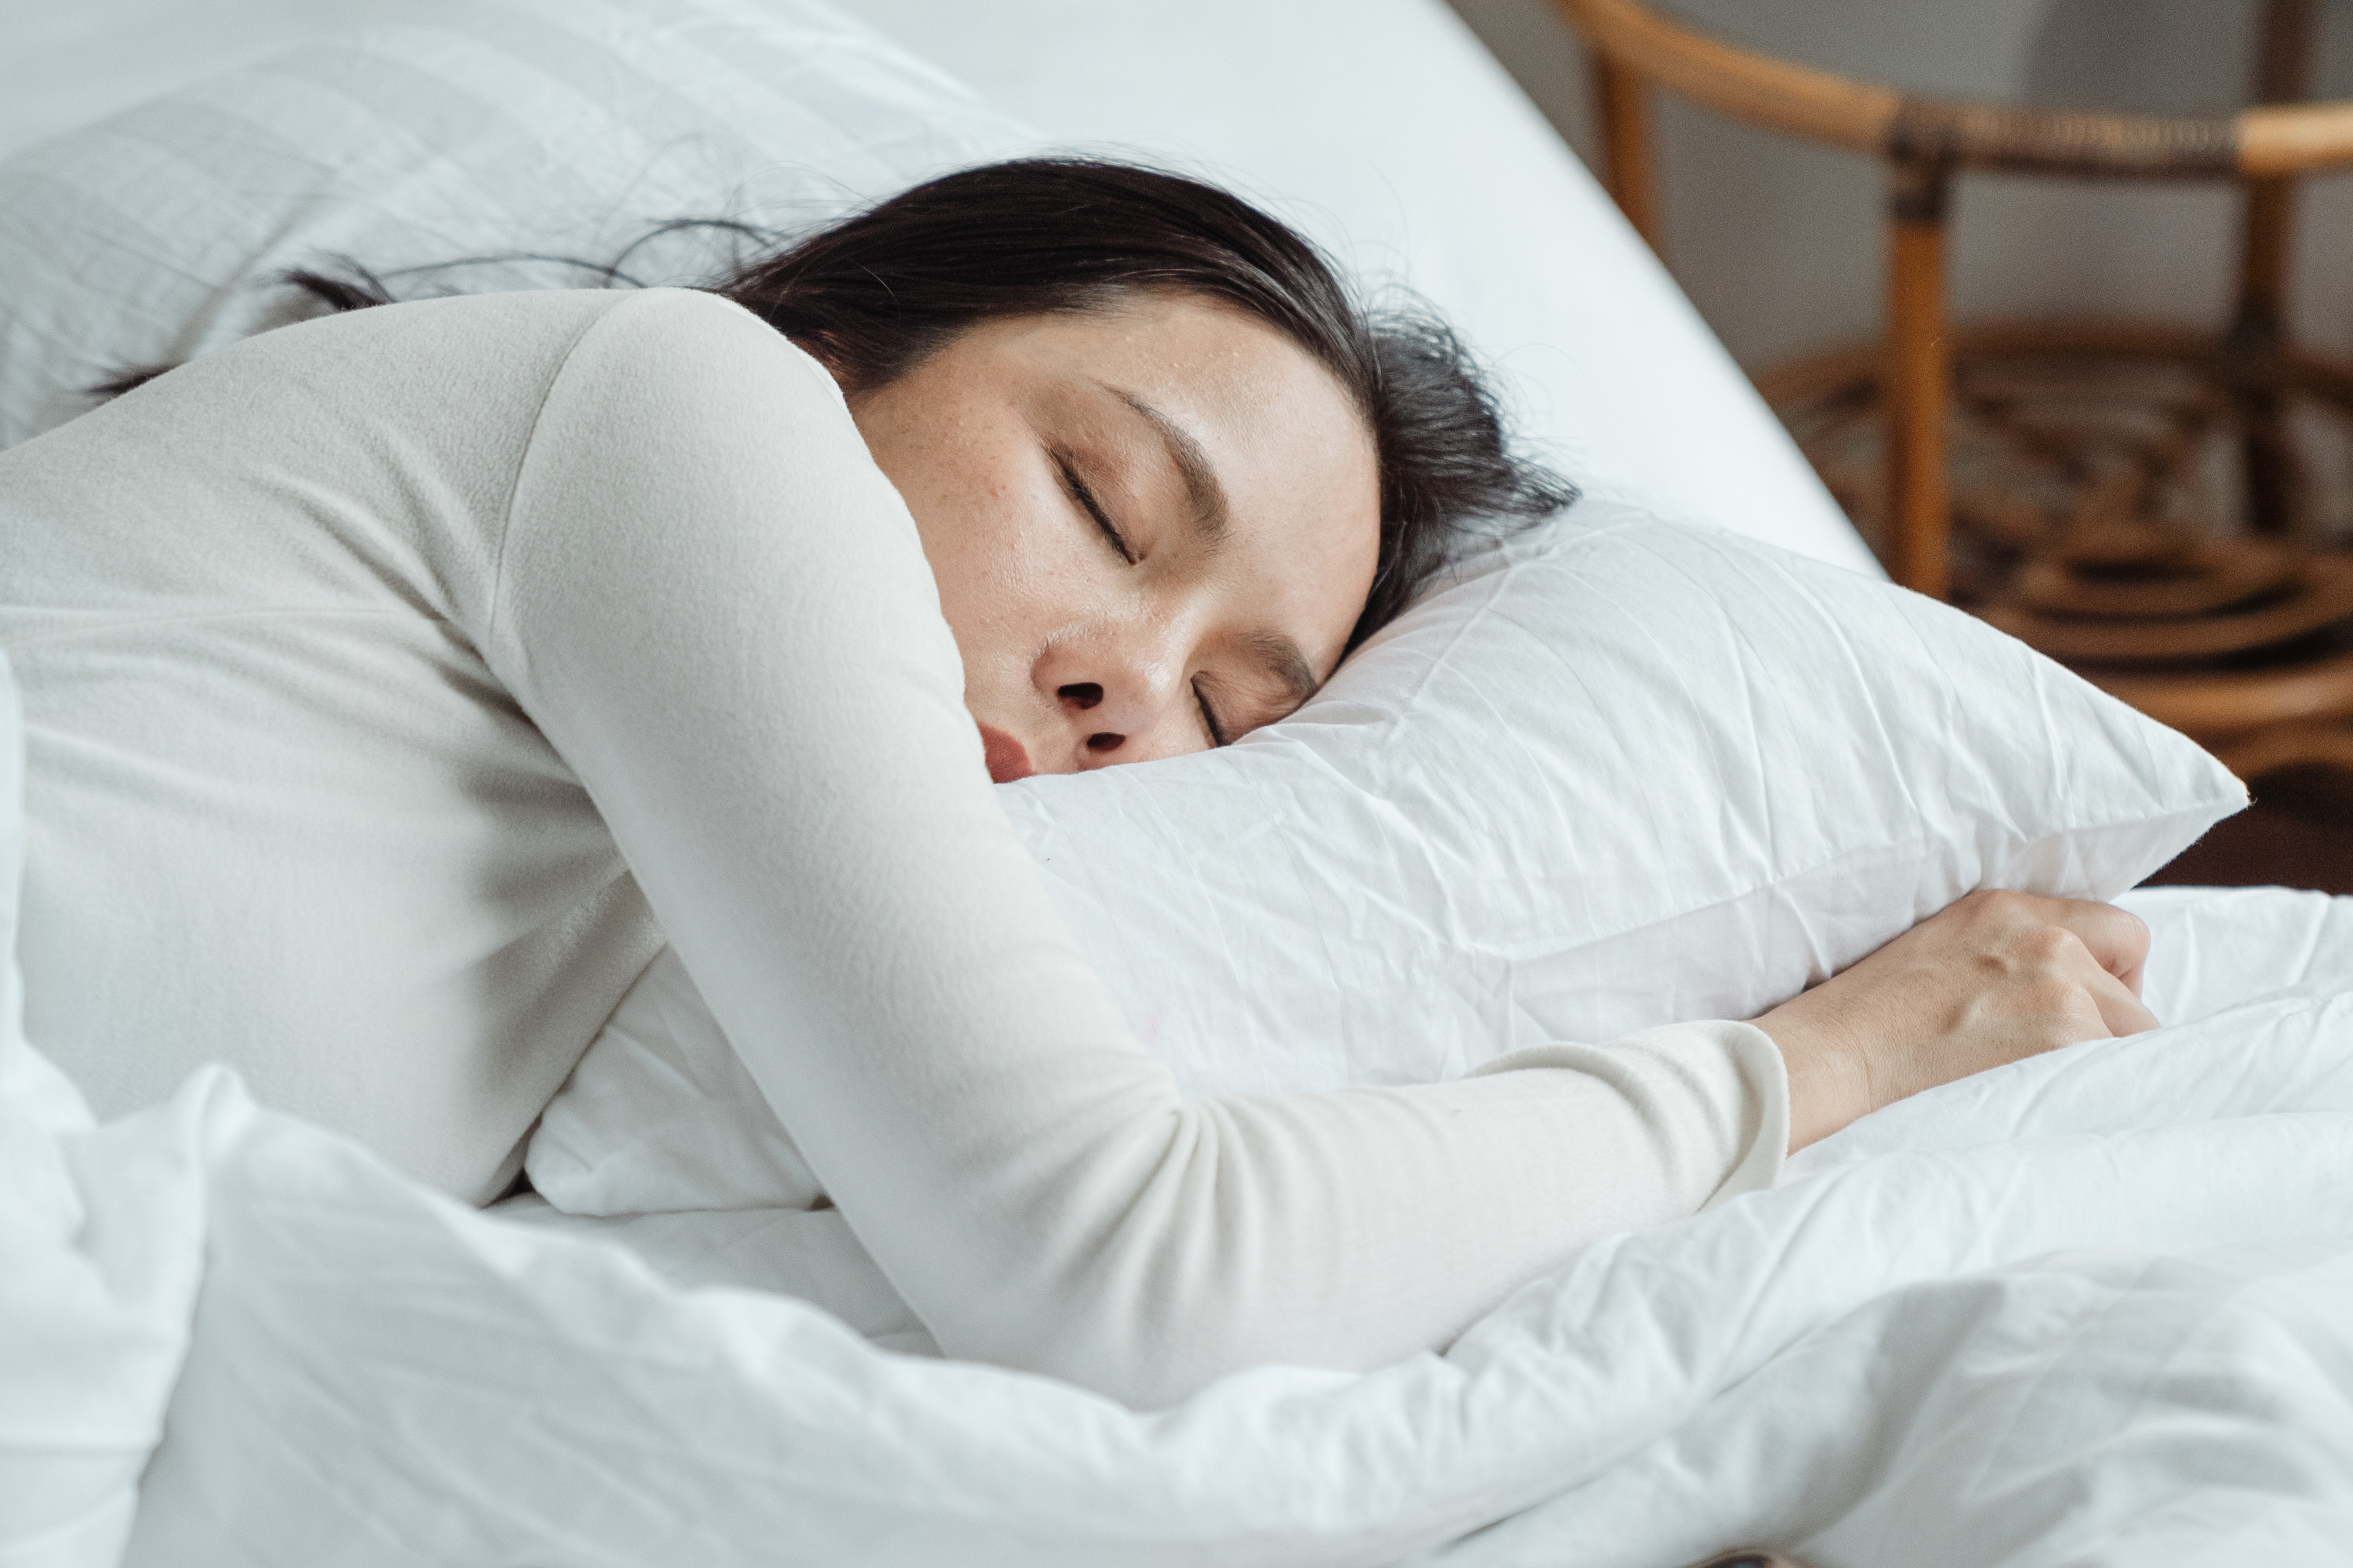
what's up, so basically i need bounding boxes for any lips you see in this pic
[976,723,1035,784]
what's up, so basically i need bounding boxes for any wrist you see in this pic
[1751,1003,1872,1151]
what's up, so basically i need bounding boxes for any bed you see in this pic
[5,3,2352,1565]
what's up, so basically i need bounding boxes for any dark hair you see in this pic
[98,158,1573,648]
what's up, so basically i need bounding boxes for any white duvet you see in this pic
[5,882,2351,1567]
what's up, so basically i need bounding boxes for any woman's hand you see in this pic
[1754,890,2159,1150]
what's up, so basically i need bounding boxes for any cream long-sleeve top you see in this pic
[0,287,1788,1407]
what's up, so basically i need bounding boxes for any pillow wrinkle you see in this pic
[543,495,2245,1206]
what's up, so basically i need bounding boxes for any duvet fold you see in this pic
[6,957,2353,1567]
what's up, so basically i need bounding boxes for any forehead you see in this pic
[959,297,1384,667]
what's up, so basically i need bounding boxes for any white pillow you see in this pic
[526,496,2245,1215]
[0,0,1032,449]
[0,650,21,1060]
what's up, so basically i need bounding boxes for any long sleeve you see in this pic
[484,288,1788,1407]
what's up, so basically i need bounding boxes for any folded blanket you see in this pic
[10,950,2353,1566]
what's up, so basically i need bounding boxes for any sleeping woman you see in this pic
[0,158,2157,1406]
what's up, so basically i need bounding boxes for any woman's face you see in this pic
[844,294,1381,782]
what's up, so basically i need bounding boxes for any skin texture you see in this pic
[842,293,1381,782]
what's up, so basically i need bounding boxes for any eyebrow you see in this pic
[1251,630,1322,713]
[1106,385,1229,545]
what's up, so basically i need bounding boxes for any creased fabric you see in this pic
[0,288,1784,1406]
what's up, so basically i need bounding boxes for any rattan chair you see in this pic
[1558,0,2353,780]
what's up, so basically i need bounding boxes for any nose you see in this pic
[1054,682,1128,758]
[1037,639,1195,769]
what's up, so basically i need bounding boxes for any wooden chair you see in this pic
[1558,0,2353,781]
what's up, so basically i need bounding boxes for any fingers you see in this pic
[2004,893,2158,1032]
[2018,897,2159,1035]
[2039,898,2151,997]
[1955,890,2161,1036]
[1972,890,2150,996]
[2081,960,2161,1037]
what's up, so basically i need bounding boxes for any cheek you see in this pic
[884,436,1100,669]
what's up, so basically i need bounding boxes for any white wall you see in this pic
[1442,0,2353,372]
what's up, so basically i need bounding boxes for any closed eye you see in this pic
[1192,679,1229,748]
[1052,451,1134,564]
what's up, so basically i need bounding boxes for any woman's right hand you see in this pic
[1753,889,2159,1150]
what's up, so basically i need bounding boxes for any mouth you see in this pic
[976,722,1035,784]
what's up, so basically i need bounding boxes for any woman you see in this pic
[0,159,2155,1407]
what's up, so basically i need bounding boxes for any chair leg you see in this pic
[1885,155,1953,598]
[1591,50,1664,255]
[2231,0,2317,536]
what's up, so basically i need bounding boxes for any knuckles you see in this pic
[1947,888,2017,930]
[2011,922,2083,970]
[1958,888,2035,922]
[1947,888,2131,976]
[2019,974,2091,1021]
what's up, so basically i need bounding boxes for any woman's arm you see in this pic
[482,289,1789,1406]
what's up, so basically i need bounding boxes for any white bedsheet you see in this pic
[5,884,2352,1566]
